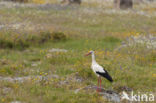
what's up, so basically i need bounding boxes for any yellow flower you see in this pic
[32,0,46,4]
[1,98,5,102]
[135,32,140,37]
[135,55,139,59]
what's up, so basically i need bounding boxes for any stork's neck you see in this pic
[91,52,96,64]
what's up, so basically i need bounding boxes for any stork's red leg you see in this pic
[100,77,101,92]
[97,77,99,92]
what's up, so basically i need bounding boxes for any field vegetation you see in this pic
[0,0,155,103]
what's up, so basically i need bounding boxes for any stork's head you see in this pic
[85,50,94,56]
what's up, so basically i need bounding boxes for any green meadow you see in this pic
[0,1,156,103]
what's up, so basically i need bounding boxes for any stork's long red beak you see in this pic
[85,52,91,56]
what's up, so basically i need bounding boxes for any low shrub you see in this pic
[0,39,13,49]
[39,31,67,42]
[11,0,29,3]
[52,32,67,41]
[0,31,67,50]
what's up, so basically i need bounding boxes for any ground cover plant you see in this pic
[0,0,156,103]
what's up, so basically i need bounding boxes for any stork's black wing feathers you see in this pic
[96,70,113,82]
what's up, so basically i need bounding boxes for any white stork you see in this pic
[85,50,113,92]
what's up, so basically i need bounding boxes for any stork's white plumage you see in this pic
[85,50,113,92]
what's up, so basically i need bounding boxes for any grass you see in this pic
[0,1,156,103]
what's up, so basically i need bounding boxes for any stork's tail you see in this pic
[96,71,113,82]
